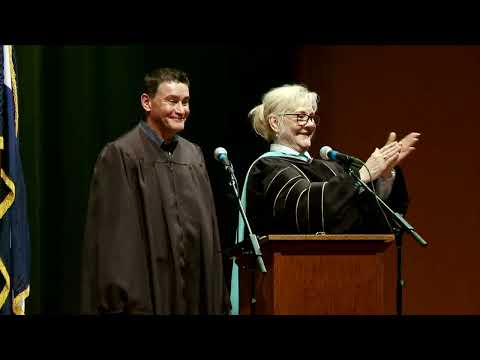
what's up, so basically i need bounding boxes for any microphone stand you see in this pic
[345,165,427,316]
[222,162,267,315]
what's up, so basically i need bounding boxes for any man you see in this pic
[82,68,229,314]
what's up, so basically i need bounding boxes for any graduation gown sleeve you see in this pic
[82,142,152,314]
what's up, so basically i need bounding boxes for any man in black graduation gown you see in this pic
[82,68,229,314]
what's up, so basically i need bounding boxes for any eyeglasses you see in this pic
[281,113,320,126]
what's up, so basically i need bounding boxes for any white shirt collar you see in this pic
[270,143,312,160]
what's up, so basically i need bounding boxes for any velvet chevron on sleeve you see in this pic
[245,156,407,237]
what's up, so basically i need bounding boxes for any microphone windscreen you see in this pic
[214,147,228,161]
[319,146,332,160]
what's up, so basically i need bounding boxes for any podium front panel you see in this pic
[238,235,395,315]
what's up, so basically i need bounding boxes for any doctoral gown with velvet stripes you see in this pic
[245,156,409,237]
[82,125,229,314]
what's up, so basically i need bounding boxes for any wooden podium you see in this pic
[236,234,395,315]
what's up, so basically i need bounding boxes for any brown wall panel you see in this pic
[295,45,480,314]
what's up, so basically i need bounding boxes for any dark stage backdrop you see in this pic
[15,45,296,314]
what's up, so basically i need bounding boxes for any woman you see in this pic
[230,84,420,314]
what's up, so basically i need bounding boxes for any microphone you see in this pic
[214,147,231,166]
[214,146,240,198]
[319,146,364,168]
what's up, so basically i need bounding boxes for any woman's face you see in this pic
[273,107,318,153]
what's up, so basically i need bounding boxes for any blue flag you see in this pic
[0,45,30,315]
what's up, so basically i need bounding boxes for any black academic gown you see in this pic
[246,156,408,236]
[82,124,229,314]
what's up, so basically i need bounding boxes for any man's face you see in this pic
[142,81,190,140]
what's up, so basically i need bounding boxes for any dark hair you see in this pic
[143,67,190,96]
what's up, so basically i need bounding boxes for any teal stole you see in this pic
[229,150,311,315]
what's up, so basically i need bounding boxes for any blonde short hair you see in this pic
[249,84,319,142]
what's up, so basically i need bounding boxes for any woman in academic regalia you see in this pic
[229,84,420,314]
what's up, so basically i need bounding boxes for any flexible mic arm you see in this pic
[348,169,428,247]
[345,165,427,316]
[223,160,236,179]
[218,155,266,273]
[229,172,267,273]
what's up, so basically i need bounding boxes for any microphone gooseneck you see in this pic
[319,145,364,168]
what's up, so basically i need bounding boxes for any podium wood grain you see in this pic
[238,234,395,315]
